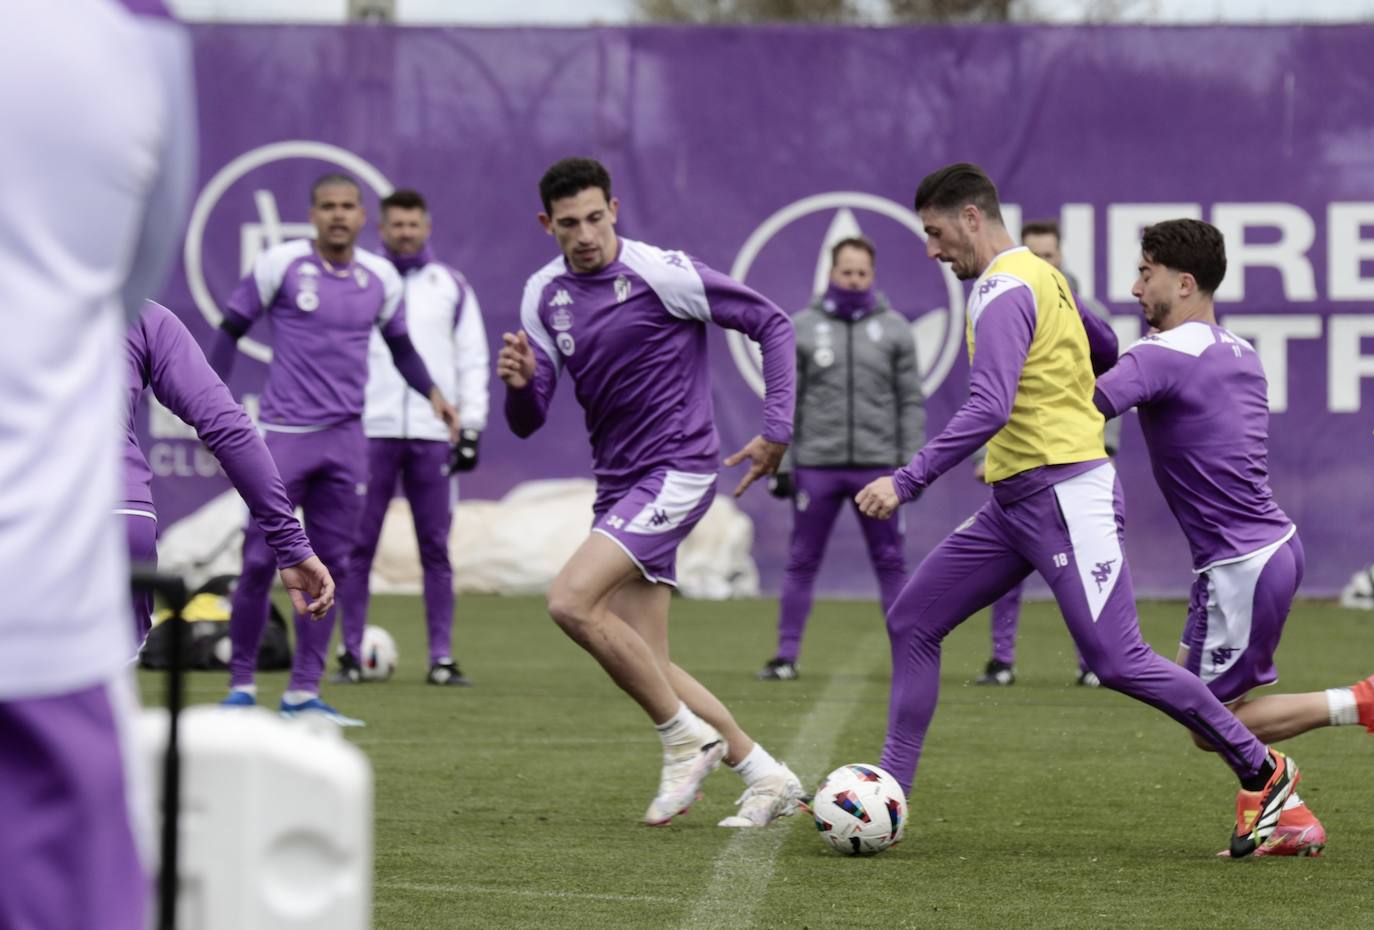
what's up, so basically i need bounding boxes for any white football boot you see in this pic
[717,764,804,828]
[643,724,726,826]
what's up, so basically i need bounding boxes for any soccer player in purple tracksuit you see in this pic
[0,2,201,926]
[212,174,460,726]
[499,158,804,827]
[1094,218,1374,856]
[855,164,1300,858]
[757,236,924,681]
[976,219,1119,688]
[122,300,333,645]
[335,189,489,686]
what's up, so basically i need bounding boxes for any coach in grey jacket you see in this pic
[758,237,924,680]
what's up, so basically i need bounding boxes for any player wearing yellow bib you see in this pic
[854,163,1300,858]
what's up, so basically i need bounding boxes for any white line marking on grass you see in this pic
[678,629,886,930]
[378,880,681,905]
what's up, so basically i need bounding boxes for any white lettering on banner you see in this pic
[1220,315,1322,413]
[1108,203,1203,302]
[1061,203,1095,298]
[1212,204,1317,303]
[1328,203,1374,301]
[149,443,224,479]
[148,397,197,440]
[1328,315,1374,412]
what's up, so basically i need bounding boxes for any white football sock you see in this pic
[655,702,704,751]
[282,689,317,705]
[229,684,256,696]
[1326,688,1358,726]
[730,743,786,787]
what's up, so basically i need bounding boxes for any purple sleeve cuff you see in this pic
[891,466,924,503]
[503,345,558,438]
[384,333,437,399]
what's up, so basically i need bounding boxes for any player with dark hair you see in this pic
[757,235,924,681]
[856,162,1302,858]
[335,188,489,686]
[499,156,804,827]
[212,174,459,726]
[1093,218,1371,856]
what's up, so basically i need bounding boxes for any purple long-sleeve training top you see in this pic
[505,237,795,490]
[125,301,313,568]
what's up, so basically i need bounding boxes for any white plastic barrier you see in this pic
[137,706,373,929]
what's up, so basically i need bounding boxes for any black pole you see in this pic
[131,566,188,930]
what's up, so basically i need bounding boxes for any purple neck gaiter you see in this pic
[824,282,877,322]
[386,243,433,276]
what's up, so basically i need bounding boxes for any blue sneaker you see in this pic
[220,690,256,708]
[279,696,365,728]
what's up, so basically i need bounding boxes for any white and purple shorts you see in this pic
[1182,528,1303,705]
[593,468,717,586]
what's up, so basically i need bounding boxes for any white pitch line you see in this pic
[678,629,887,930]
[378,880,682,905]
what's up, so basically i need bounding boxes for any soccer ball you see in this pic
[359,625,398,681]
[811,763,907,856]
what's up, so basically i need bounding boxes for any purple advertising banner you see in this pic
[143,24,1374,596]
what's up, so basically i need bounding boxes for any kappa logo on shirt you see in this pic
[664,252,687,269]
[977,275,1004,298]
[549,289,573,308]
[614,274,631,304]
[353,267,369,289]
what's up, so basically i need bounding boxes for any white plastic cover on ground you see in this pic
[156,479,760,599]
[1340,566,1374,609]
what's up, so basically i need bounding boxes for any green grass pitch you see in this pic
[143,595,1374,930]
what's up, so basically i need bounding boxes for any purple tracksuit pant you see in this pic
[0,678,147,930]
[337,438,457,665]
[122,509,158,644]
[230,419,367,693]
[882,462,1270,794]
[775,466,907,663]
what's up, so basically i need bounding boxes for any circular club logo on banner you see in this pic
[182,141,393,363]
[728,191,966,399]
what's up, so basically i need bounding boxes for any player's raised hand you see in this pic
[855,476,901,519]
[723,435,787,498]
[498,330,537,389]
[280,555,335,620]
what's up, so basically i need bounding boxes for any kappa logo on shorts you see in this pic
[1091,558,1117,592]
[1210,646,1238,669]
[647,508,671,527]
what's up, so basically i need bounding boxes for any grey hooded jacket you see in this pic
[783,291,924,471]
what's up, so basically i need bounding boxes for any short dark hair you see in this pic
[310,172,361,206]
[913,162,1003,224]
[830,236,875,266]
[380,188,427,214]
[539,157,612,214]
[1020,219,1061,243]
[1141,219,1227,295]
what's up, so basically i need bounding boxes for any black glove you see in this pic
[768,472,795,499]
[447,429,480,473]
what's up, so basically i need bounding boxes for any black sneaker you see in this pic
[427,660,471,687]
[975,659,1014,686]
[331,651,362,684]
[756,658,799,681]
